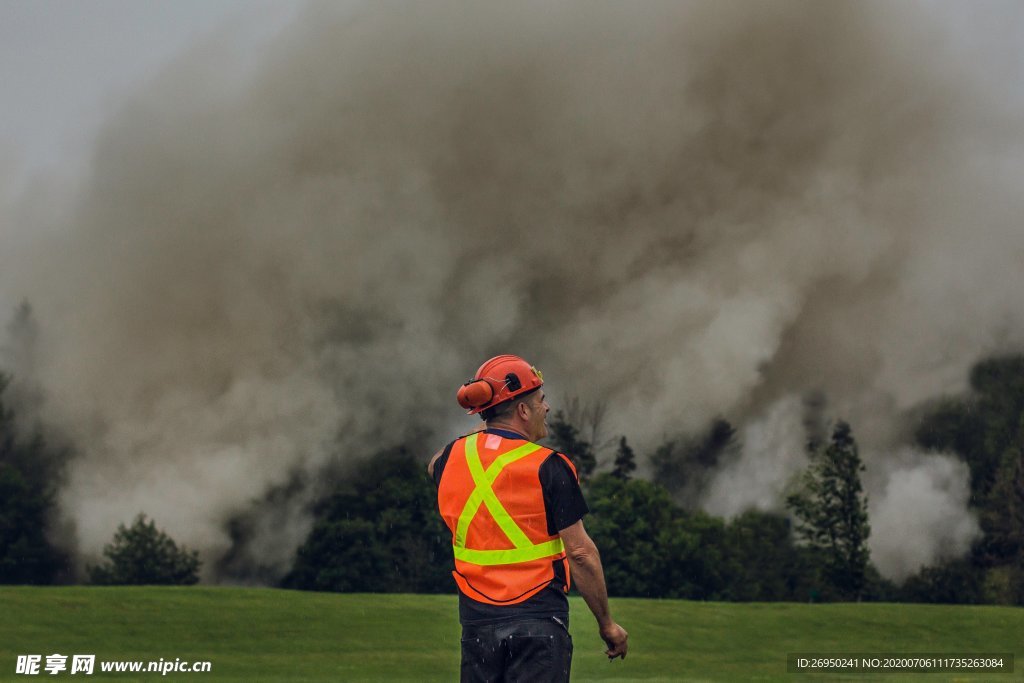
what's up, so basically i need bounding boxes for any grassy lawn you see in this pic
[1,587,1021,681]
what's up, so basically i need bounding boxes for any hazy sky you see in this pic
[0,0,299,176]
[4,1,1022,179]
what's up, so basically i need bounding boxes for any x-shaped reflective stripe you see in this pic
[453,432,565,566]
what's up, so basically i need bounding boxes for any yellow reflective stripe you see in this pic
[455,433,541,548]
[454,432,490,547]
[454,538,565,566]
[469,448,535,549]
[453,432,560,565]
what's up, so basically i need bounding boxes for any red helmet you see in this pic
[456,354,544,415]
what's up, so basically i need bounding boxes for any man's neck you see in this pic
[484,421,530,440]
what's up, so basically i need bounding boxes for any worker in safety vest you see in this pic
[429,354,628,682]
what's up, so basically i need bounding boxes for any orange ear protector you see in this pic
[456,355,544,415]
[457,379,494,410]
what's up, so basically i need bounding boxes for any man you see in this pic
[428,354,628,682]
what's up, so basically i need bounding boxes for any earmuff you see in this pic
[456,355,543,415]
[457,379,494,410]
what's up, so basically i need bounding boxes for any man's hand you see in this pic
[600,622,628,660]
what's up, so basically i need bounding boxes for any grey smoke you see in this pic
[869,450,979,581]
[702,397,982,579]
[702,396,808,519]
[1,0,1023,581]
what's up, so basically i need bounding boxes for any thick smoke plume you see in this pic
[2,0,1023,580]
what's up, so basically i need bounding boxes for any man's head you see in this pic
[456,354,548,440]
[481,386,550,441]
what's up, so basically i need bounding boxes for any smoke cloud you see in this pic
[869,451,979,581]
[2,0,1022,580]
[701,396,807,519]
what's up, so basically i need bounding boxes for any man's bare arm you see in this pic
[559,520,628,660]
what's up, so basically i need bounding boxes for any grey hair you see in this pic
[480,387,540,422]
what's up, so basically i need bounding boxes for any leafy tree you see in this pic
[723,511,817,602]
[900,558,986,604]
[786,421,871,600]
[611,436,636,481]
[913,354,1024,602]
[970,356,1024,466]
[917,355,1024,505]
[585,473,732,600]
[585,473,676,597]
[659,510,732,600]
[979,563,1024,605]
[89,513,200,585]
[283,447,452,593]
[974,445,1024,604]
[546,410,596,482]
[980,447,1024,566]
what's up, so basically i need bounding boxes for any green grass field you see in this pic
[1,587,1021,681]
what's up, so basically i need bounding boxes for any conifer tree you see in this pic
[786,421,871,600]
[611,436,636,481]
[0,373,66,584]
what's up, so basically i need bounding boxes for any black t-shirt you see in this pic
[432,428,589,625]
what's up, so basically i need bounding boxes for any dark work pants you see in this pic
[460,617,573,683]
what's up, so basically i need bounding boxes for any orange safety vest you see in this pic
[437,431,576,605]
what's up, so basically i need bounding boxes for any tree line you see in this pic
[283,418,876,602]
[2,350,1024,604]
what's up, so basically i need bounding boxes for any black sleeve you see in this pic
[539,452,589,535]
[431,441,455,488]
